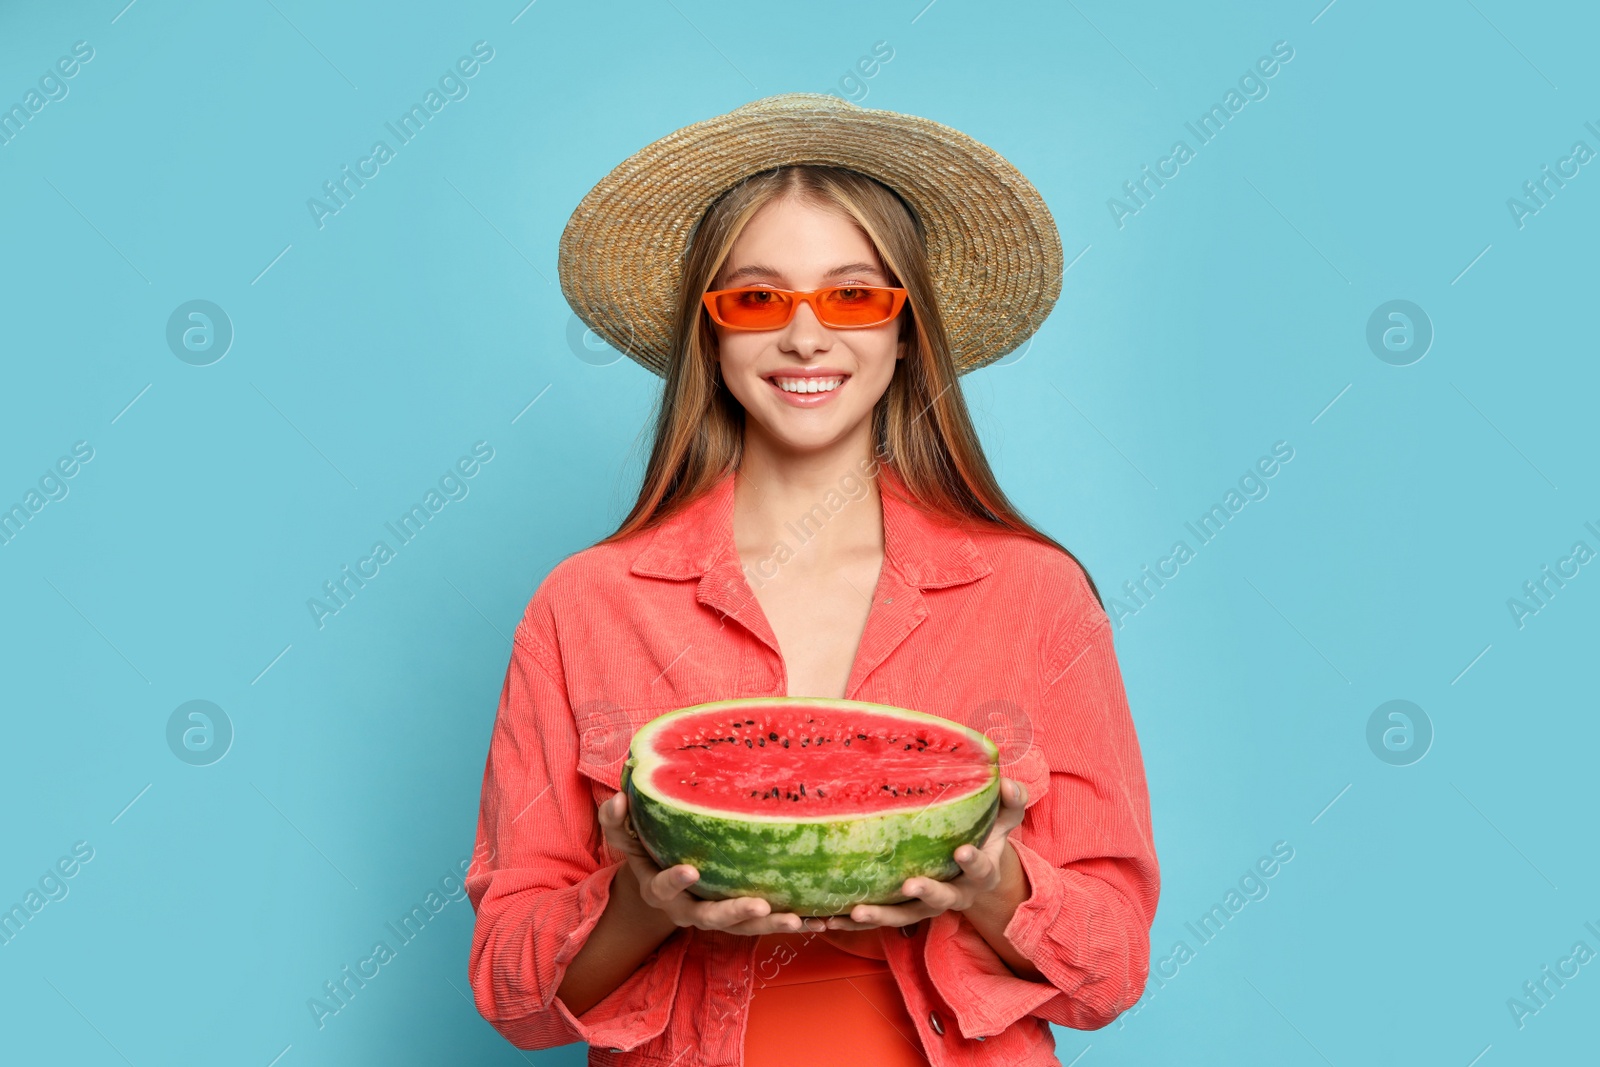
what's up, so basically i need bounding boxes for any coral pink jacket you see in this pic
[465,463,1160,1066]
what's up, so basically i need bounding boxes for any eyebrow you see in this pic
[720,261,886,285]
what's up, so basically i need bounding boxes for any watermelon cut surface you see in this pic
[621,697,1001,916]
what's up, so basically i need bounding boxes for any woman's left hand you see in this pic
[824,776,1029,930]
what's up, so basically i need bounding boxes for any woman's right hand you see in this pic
[599,791,826,935]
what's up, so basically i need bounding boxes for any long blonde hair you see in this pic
[593,164,1102,607]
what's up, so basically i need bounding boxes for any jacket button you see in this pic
[928,1011,944,1036]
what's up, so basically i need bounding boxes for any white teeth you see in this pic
[773,376,844,394]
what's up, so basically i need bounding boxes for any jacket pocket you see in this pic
[1003,742,1050,808]
[573,698,662,797]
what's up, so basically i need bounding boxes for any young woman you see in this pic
[466,94,1159,1067]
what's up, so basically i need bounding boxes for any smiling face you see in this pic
[708,194,907,460]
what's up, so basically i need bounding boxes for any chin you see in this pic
[754,411,862,450]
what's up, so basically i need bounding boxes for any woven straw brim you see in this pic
[557,92,1063,378]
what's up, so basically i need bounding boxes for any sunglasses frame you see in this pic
[701,284,910,331]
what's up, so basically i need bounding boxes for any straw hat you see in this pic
[557,92,1063,378]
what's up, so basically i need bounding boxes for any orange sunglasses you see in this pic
[701,285,910,331]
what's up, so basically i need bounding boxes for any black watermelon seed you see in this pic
[745,719,755,725]
[816,788,825,797]
[904,743,912,750]
[781,738,789,747]
[844,739,850,746]
[768,732,778,741]
[800,783,806,795]
[744,739,752,748]
[757,737,765,746]
[857,733,868,740]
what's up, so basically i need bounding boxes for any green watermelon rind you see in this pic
[620,697,1002,917]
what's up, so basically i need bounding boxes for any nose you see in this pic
[778,295,831,357]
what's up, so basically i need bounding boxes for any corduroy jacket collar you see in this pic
[628,463,993,589]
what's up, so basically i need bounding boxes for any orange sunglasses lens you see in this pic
[707,286,903,329]
[814,286,902,326]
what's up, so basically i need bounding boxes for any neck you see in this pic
[732,429,886,577]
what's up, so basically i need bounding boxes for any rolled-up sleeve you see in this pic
[465,599,689,1051]
[927,590,1160,1037]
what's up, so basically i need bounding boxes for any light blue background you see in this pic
[2,1,1595,1064]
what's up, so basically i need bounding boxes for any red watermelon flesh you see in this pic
[621,697,1002,915]
[638,704,994,816]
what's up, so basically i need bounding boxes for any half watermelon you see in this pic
[620,697,1001,916]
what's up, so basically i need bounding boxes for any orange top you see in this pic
[745,928,930,1067]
